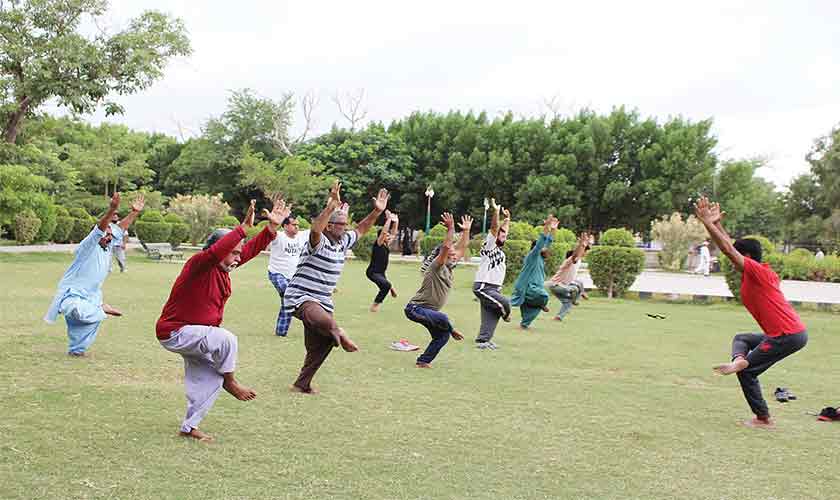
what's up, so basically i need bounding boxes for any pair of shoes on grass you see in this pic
[774,387,797,403]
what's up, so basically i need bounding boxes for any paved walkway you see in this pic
[4,244,839,304]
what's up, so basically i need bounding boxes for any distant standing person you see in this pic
[473,198,511,350]
[367,211,399,312]
[815,248,825,260]
[44,193,144,356]
[267,214,310,336]
[693,241,711,276]
[401,226,414,256]
[510,215,559,329]
[405,213,472,367]
[109,212,128,273]
[546,233,591,322]
[695,196,807,429]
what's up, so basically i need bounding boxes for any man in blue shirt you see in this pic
[44,192,145,356]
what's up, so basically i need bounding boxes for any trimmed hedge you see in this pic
[135,221,172,243]
[508,221,539,241]
[32,202,57,242]
[297,217,311,229]
[600,228,635,247]
[244,220,271,240]
[53,216,74,243]
[421,236,444,256]
[586,246,645,297]
[14,209,41,245]
[168,223,190,248]
[69,214,96,243]
[140,210,165,223]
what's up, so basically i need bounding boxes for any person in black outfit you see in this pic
[401,226,413,256]
[368,211,399,312]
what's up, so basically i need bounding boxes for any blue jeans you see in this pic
[405,303,453,364]
[268,272,293,336]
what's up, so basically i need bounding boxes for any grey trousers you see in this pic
[159,325,238,433]
[731,331,808,418]
[111,248,126,272]
[473,282,511,343]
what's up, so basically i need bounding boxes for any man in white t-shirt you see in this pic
[473,198,511,349]
[546,233,590,321]
[267,215,310,336]
[693,240,711,276]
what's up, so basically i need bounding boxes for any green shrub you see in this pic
[168,223,190,248]
[297,216,311,229]
[68,207,90,219]
[55,206,70,217]
[555,228,577,245]
[14,209,41,245]
[779,255,812,281]
[69,215,96,243]
[220,215,239,228]
[140,210,165,223]
[500,240,531,285]
[428,223,447,238]
[469,234,484,256]
[586,246,645,298]
[543,242,575,276]
[135,221,172,243]
[164,212,185,224]
[508,221,539,241]
[600,228,635,247]
[789,248,813,259]
[811,255,840,283]
[244,220,271,240]
[352,227,380,261]
[31,200,57,242]
[53,216,74,243]
[421,236,444,256]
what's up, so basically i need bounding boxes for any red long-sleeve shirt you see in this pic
[156,225,275,339]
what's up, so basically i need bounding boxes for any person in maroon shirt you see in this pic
[156,197,291,442]
[695,197,808,428]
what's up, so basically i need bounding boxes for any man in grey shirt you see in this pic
[404,212,472,368]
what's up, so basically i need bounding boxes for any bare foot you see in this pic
[369,303,380,312]
[742,417,775,429]
[502,315,511,323]
[581,292,589,300]
[416,362,432,368]
[336,329,359,352]
[553,316,563,321]
[180,428,214,442]
[289,384,319,395]
[541,305,550,312]
[390,287,398,298]
[102,304,122,316]
[222,379,256,401]
[713,357,749,375]
[451,330,463,341]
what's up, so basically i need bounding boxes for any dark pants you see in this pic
[731,331,808,417]
[473,282,511,343]
[405,303,453,364]
[292,301,343,391]
[366,269,392,304]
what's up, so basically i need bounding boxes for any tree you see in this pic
[806,125,840,212]
[713,159,783,239]
[0,164,50,227]
[64,124,152,195]
[167,193,230,245]
[651,212,707,271]
[0,0,191,143]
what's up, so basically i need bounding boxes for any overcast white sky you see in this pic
[78,0,840,189]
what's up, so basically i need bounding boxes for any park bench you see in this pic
[144,242,184,261]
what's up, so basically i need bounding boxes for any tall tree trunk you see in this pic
[3,96,32,144]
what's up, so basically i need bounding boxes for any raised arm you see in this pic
[98,192,121,231]
[453,214,473,261]
[572,231,590,261]
[434,213,456,266]
[118,194,145,232]
[241,197,292,266]
[310,181,343,248]
[376,210,395,246]
[500,207,511,235]
[355,188,390,237]
[488,198,501,236]
[695,197,743,271]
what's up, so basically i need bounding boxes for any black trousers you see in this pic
[731,331,808,417]
[366,269,392,304]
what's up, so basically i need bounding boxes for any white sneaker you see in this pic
[390,339,419,352]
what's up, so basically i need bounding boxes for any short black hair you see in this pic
[282,216,296,227]
[734,238,763,263]
[565,250,574,259]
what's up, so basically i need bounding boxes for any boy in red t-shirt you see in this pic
[694,197,808,428]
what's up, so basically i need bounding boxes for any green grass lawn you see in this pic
[1,251,838,500]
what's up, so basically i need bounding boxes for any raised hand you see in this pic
[242,199,256,227]
[710,202,726,225]
[459,214,473,231]
[389,212,399,223]
[441,212,455,229]
[489,198,499,212]
[372,188,390,212]
[262,197,291,227]
[130,194,145,213]
[109,192,121,211]
[694,196,718,223]
[544,215,559,231]
[502,207,511,220]
[328,180,342,208]
[339,202,350,215]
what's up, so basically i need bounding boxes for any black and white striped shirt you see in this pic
[284,230,358,314]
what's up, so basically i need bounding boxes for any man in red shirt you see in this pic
[156,198,291,442]
[695,197,808,428]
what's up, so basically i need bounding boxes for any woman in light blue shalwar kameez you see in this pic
[510,216,559,329]
[43,193,145,355]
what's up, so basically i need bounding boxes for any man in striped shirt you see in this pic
[286,181,390,394]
